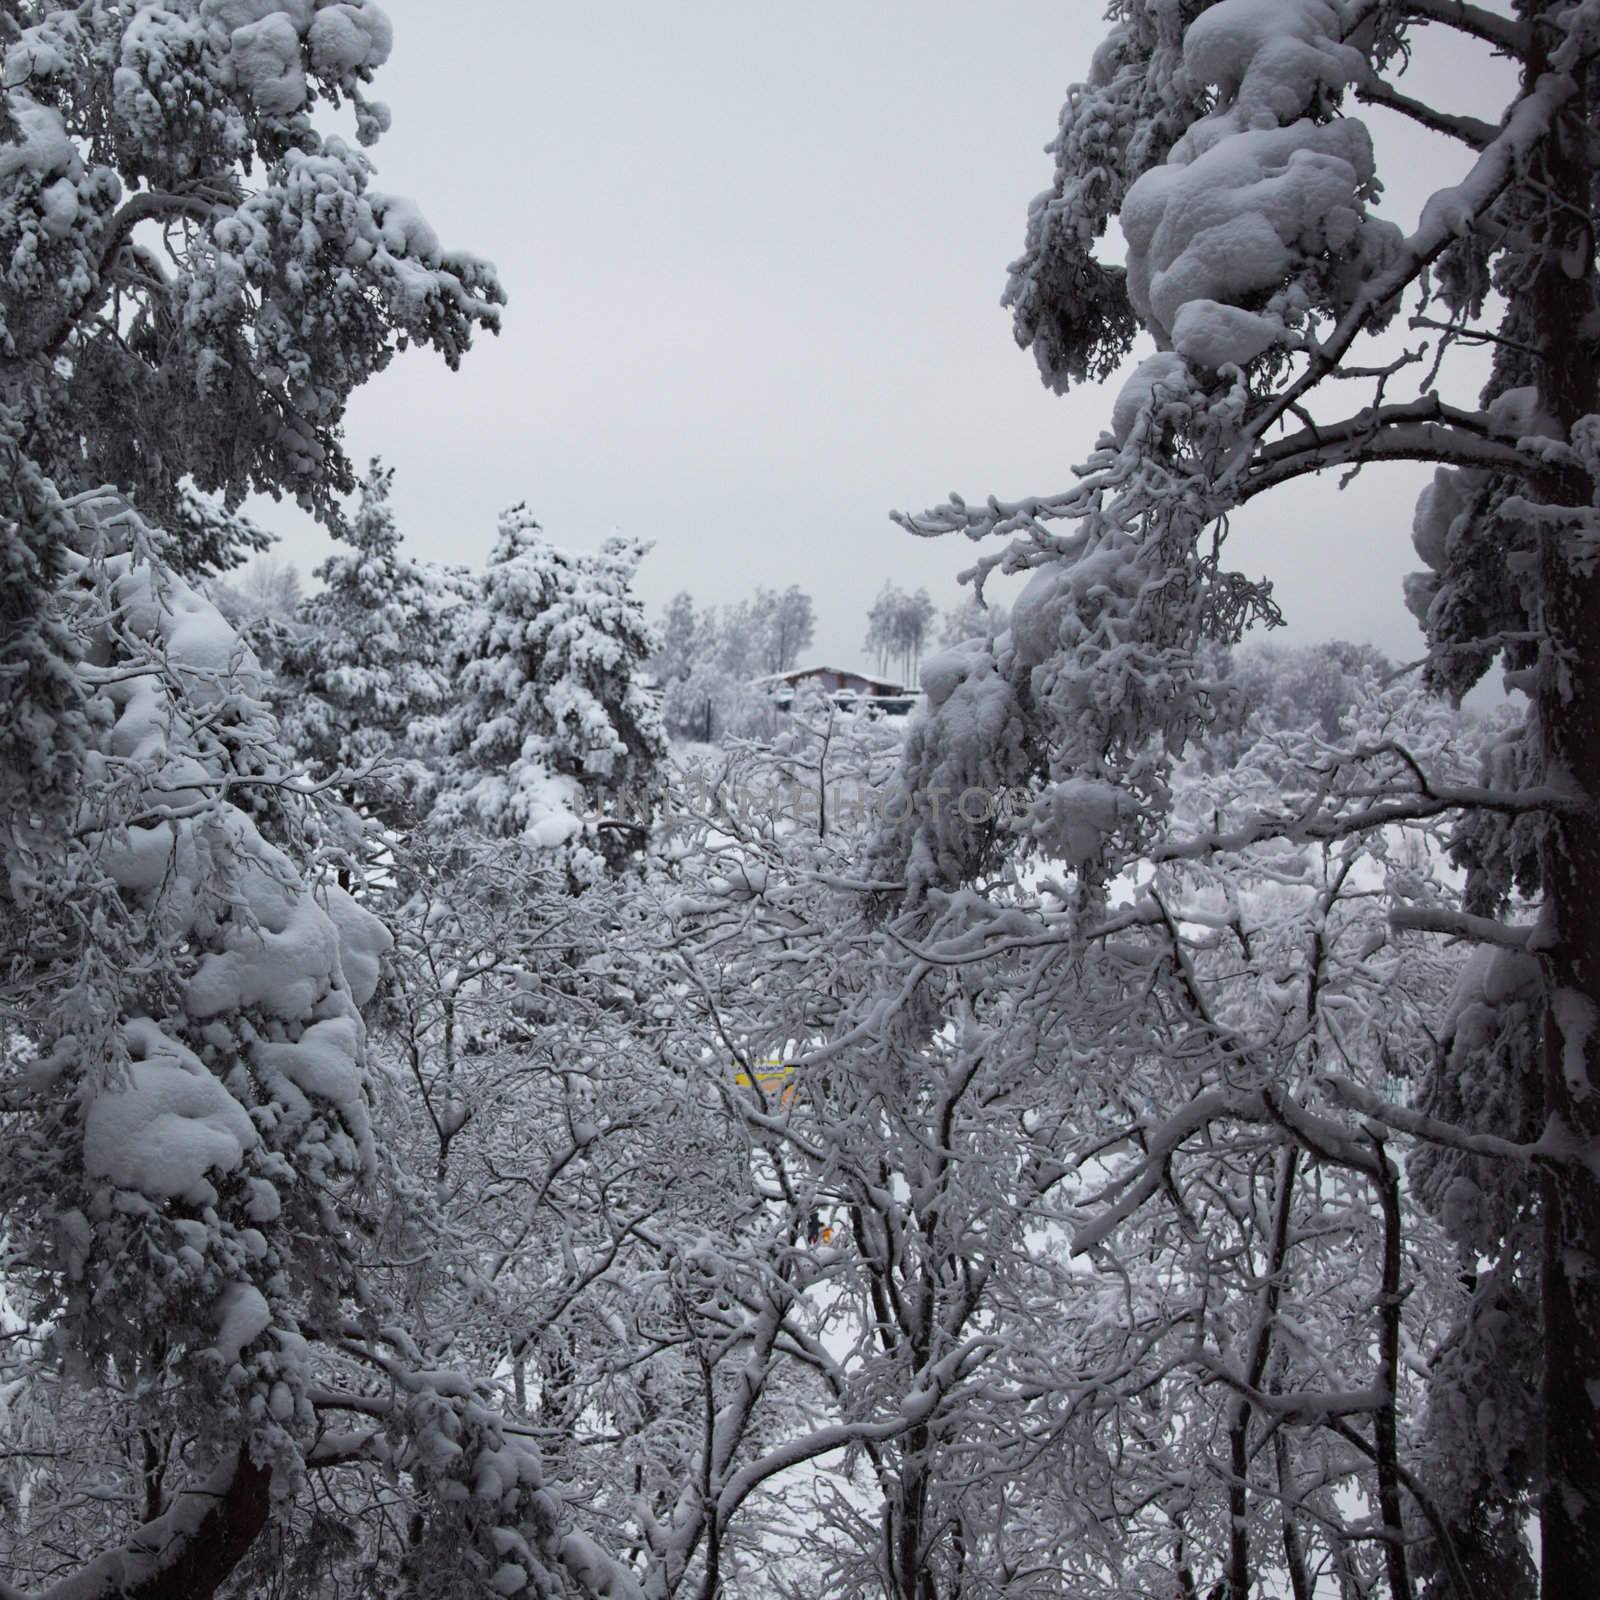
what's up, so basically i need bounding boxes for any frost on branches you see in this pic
[888,1,1600,1594]
[0,0,504,552]
[648,589,792,744]
[427,507,666,874]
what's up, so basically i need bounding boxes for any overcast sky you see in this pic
[250,2,1514,672]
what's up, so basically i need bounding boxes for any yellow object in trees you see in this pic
[733,1060,796,1106]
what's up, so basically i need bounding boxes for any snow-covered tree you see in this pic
[646,653,1494,1600]
[755,583,816,674]
[1189,637,1404,776]
[938,591,1008,649]
[864,581,935,684]
[887,0,1600,1590]
[0,496,647,1600]
[661,697,1053,1599]
[358,819,832,1597]
[0,9,672,1593]
[1227,639,1394,741]
[648,591,774,744]
[659,659,776,746]
[0,0,503,558]
[428,507,666,872]
[273,460,457,825]
[707,595,758,682]
[234,555,305,621]
[651,590,702,686]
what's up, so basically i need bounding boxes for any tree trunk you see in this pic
[1273,1428,1313,1600]
[1372,1144,1414,1600]
[888,1421,937,1600]
[1533,540,1600,1599]
[137,1455,272,1600]
[1526,11,1600,1594]
[37,1451,274,1600]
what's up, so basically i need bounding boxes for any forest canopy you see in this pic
[3,4,1598,1600]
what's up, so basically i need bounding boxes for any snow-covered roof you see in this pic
[750,664,914,693]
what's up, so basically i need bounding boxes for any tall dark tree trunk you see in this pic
[1526,11,1600,1594]
[140,1454,272,1600]
[1272,1428,1313,1600]
[889,1424,938,1600]
[58,1452,274,1600]
[1222,1146,1301,1600]
[1372,1144,1414,1600]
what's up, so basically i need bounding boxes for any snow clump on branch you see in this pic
[1118,0,1401,379]
[7,526,389,1475]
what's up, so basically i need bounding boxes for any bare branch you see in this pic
[1399,0,1531,56]
[1357,75,1497,149]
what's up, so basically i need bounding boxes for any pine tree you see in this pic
[275,460,457,826]
[429,506,666,872]
[0,9,636,1595]
[0,0,503,557]
[891,2,1600,1590]
[0,498,634,1600]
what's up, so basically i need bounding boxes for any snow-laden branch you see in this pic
[883,896,1168,969]
[898,32,1574,558]
[891,487,1098,550]
[1149,782,1580,865]
[1240,68,1576,456]
[710,1335,1000,1525]
[304,1429,384,1467]
[1195,1351,1390,1423]
[1389,905,1534,948]
[1356,74,1497,149]
[1320,1075,1600,1174]
[1073,1089,1267,1254]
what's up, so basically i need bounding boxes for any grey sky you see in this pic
[250,2,1515,673]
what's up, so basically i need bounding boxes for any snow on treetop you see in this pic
[307,2,394,79]
[228,12,311,114]
[1105,0,1400,386]
[200,0,393,115]
[1179,0,1364,142]
[3,2,503,532]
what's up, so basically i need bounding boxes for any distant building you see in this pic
[752,664,919,716]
